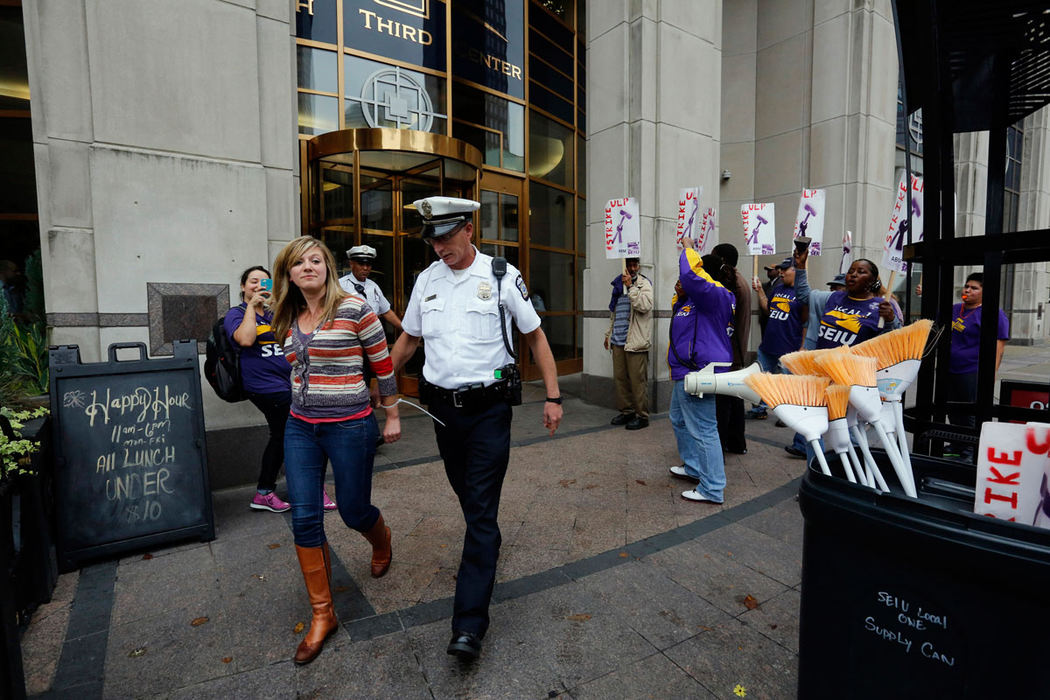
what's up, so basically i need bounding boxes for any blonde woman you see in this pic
[271,236,401,665]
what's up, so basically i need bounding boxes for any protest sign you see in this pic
[675,187,701,251]
[741,203,775,256]
[697,208,716,254]
[840,230,853,274]
[792,189,826,255]
[882,175,924,274]
[605,197,641,259]
[974,421,1050,529]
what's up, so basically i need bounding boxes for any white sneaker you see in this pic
[681,489,723,505]
[669,465,699,482]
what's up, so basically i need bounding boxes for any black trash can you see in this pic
[798,451,1050,699]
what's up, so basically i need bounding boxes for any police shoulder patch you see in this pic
[515,274,529,301]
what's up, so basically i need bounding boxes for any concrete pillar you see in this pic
[583,0,724,411]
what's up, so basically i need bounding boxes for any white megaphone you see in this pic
[683,362,762,404]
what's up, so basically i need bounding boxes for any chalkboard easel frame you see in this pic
[49,341,216,572]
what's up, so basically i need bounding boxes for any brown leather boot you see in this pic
[363,514,392,578]
[293,544,338,665]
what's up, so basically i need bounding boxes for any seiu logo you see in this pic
[818,324,856,346]
[260,343,285,358]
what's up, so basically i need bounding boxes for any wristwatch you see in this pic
[545,396,562,404]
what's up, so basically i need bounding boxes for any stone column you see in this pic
[23,0,299,434]
[582,0,724,411]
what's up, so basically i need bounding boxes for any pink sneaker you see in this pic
[251,491,290,513]
[323,488,337,511]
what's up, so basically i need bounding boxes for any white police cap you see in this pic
[346,244,377,261]
[412,196,480,238]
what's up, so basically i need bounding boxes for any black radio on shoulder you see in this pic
[494,363,522,406]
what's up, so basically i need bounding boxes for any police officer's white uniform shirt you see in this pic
[403,248,540,389]
[338,274,392,316]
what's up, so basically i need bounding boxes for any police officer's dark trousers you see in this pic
[429,397,512,638]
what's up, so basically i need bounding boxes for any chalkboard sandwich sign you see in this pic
[49,341,215,572]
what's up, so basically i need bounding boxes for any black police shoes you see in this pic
[447,630,482,660]
[610,413,634,426]
[625,416,649,430]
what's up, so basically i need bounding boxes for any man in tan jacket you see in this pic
[604,258,654,429]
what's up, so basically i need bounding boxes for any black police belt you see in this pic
[419,377,510,409]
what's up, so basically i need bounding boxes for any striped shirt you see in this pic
[282,296,396,417]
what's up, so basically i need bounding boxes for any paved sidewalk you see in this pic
[19,341,1049,699]
[21,373,810,699]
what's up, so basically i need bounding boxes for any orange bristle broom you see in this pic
[824,385,864,485]
[744,374,832,475]
[815,352,915,497]
[779,346,849,377]
[851,319,936,480]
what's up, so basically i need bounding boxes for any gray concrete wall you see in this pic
[23,0,300,441]
[583,0,723,411]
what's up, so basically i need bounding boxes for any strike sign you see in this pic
[882,174,924,274]
[676,187,702,251]
[792,189,826,255]
[974,421,1050,530]
[697,208,716,255]
[605,197,641,259]
[741,203,775,256]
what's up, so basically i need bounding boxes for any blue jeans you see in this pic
[756,349,808,452]
[284,413,380,547]
[670,381,726,502]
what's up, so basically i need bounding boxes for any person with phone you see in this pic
[603,256,654,430]
[389,196,563,662]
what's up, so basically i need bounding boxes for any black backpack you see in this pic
[204,311,246,402]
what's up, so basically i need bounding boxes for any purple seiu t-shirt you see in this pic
[815,291,886,349]
[949,303,1010,374]
[759,282,805,357]
[223,304,291,395]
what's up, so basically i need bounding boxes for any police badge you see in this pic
[420,200,432,218]
[477,281,492,301]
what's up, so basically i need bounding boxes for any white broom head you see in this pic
[771,404,829,442]
[875,359,921,399]
[850,385,883,425]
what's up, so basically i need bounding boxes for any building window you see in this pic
[345,58,447,134]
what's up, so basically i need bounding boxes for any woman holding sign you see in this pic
[271,236,402,665]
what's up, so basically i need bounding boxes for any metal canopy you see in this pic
[897,0,1050,131]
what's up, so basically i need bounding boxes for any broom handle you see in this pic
[837,451,857,483]
[846,443,869,487]
[852,425,890,491]
[871,420,917,498]
[810,441,832,476]
[893,401,913,477]
[878,270,897,329]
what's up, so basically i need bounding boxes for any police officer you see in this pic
[390,196,563,661]
[338,244,403,332]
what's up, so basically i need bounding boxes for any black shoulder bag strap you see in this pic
[492,257,518,360]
